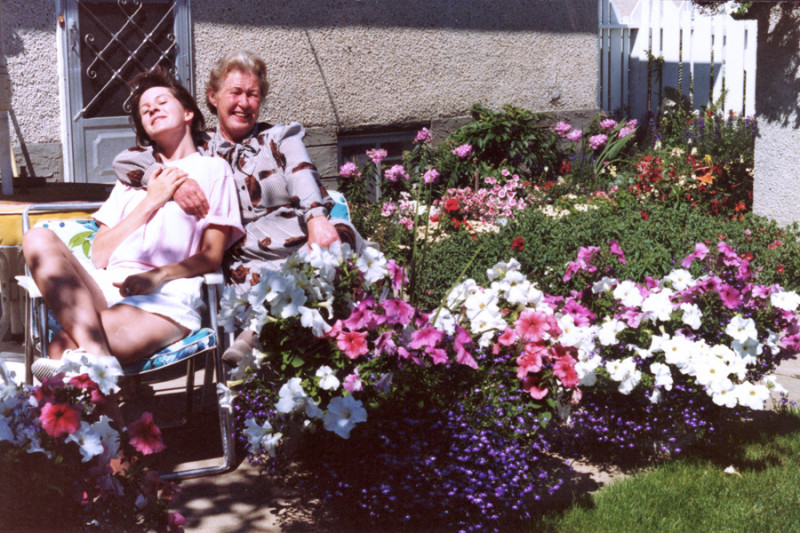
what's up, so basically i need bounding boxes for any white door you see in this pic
[61,0,192,183]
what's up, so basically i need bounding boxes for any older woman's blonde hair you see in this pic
[206,51,269,115]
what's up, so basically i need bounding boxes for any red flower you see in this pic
[430,214,439,223]
[128,411,166,455]
[778,264,785,274]
[640,210,650,221]
[444,198,460,212]
[559,160,571,175]
[68,373,97,390]
[39,402,82,438]
[510,237,525,251]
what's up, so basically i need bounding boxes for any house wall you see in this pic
[752,5,800,225]
[3,0,599,183]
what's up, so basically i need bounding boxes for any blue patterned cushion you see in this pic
[37,219,99,270]
[123,328,217,374]
[328,189,351,221]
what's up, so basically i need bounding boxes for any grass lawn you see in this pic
[536,409,800,532]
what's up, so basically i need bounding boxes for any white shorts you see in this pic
[92,267,204,332]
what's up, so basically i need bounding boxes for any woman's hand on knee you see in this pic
[114,270,165,296]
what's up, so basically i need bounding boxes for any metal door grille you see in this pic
[74,0,182,120]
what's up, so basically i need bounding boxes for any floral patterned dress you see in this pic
[113,122,364,293]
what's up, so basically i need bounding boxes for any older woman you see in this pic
[113,51,365,289]
[113,51,365,362]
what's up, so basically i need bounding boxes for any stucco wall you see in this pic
[2,0,599,183]
[3,0,63,180]
[752,5,800,225]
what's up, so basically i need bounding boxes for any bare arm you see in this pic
[113,145,209,218]
[113,224,231,296]
[91,167,186,268]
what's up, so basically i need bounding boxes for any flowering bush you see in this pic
[222,243,482,460]
[0,355,181,532]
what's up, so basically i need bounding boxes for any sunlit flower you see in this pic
[356,246,388,284]
[613,280,643,307]
[725,315,758,343]
[338,161,360,179]
[337,330,369,360]
[65,421,104,462]
[316,365,340,391]
[452,144,473,158]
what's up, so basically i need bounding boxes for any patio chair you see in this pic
[19,202,236,481]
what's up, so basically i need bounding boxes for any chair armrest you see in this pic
[203,272,224,286]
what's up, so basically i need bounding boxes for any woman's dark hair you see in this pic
[129,67,205,147]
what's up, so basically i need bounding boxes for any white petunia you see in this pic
[680,303,703,330]
[243,417,273,455]
[356,246,388,284]
[770,290,800,312]
[665,269,694,291]
[725,315,758,343]
[217,383,238,413]
[90,415,120,458]
[323,395,368,439]
[711,381,738,408]
[464,290,500,322]
[597,318,625,346]
[592,276,617,294]
[613,280,644,307]
[270,281,307,319]
[693,356,731,389]
[299,306,332,337]
[0,417,14,443]
[65,421,104,462]
[735,382,770,410]
[231,349,259,381]
[445,279,479,308]
[276,377,308,414]
[316,365,340,391]
[431,307,456,336]
[487,258,521,281]
[641,288,675,322]
[650,362,673,390]
[304,243,342,281]
[605,357,641,395]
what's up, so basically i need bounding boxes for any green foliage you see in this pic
[435,103,565,190]
[412,191,800,308]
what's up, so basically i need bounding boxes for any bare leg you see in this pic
[23,227,112,356]
[100,304,189,366]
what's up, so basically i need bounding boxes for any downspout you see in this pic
[0,0,14,196]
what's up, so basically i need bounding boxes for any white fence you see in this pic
[599,0,757,120]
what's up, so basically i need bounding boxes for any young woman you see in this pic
[23,69,244,376]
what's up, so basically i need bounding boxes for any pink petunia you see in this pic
[516,342,546,379]
[497,327,518,347]
[387,260,407,293]
[427,346,449,365]
[553,354,579,388]
[514,310,553,342]
[609,240,626,264]
[337,331,369,359]
[408,327,445,350]
[718,284,743,309]
[454,326,478,369]
[167,512,186,533]
[381,299,416,326]
[681,242,709,269]
[343,371,363,393]
[128,411,166,455]
[39,402,82,438]
[374,331,397,357]
[563,299,594,327]
[521,375,549,400]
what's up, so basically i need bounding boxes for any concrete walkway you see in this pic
[4,339,800,532]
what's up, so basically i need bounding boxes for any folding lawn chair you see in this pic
[20,202,236,481]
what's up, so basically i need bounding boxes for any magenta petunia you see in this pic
[381,299,415,326]
[128,411,166,456]
[39,402,82,438]
[681,242,709,269]
[408,327,445,350]
[609,240,626,264]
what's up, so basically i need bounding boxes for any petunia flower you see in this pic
[316,365,341,391]
[127,411,166,455]
[323,396,367,439]
[39,402,82,438]
[337,331,369,360]
[65,421,104,462]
